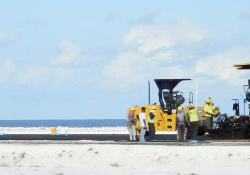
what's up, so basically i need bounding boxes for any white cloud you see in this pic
[195,48,250,85]
[103,19,208,88]
[0,58,16,82]
[102,52,187,88]
[0,40,86,86]
[124,18,208,54]
[53,67,76,81]
[51,40,82,65]
[149,51,173,62]
[16,66,76,85]
[103,53,145,87]
[16,66,52,85]
[103,18,250,90]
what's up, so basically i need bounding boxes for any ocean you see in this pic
[0,119,127,127]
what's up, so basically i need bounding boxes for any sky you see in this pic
[0,0,250,119]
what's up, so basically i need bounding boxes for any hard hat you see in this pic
[189,103,195,109]
[177,106,183,111]
[205,98,212,104]
[151,105,157,110]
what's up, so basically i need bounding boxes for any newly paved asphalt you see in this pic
[0,134,250,146]
[0,134,175,141]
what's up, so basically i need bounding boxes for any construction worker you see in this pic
[148,105,156,141]
[176,106,188,142]
[183,106,190,140]
[187,104,200,140]
[135,115,140,140]
[138,107,147,143]
[127,108,136,141]
[204,98,214,132]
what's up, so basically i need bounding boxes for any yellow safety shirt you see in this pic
[204,104,213,117]
[148,112,155,124]
[188,109,199,122]
[149,118,155,124]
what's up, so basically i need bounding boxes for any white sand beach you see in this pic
[0,143,249,175]
[0,127,129,135]
[0,127,177,135]
[0,127,248,175]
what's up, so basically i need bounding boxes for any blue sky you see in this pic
[0,0,250,119]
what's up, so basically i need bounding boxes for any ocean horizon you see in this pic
[0,119,127,127]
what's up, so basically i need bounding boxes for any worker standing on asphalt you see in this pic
[135,115,140,140]
[204,98,214,132]
[187,104,200,141]
[184,106,190,140]
[176,106,188,142]
[148,105,156,141]
[127,107,136,141]
[139,107,147,143]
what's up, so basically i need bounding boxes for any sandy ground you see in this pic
[0,127,177,135]
[0,127,248,174]
[0,143,249,175]
[0,127,129,134]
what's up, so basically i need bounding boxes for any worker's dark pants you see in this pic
[177,124,186,142]
[190,121,198,140]
[148,123,155,140]
[206,116,213,131]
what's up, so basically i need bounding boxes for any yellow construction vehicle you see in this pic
[127,79,220,136]
[126,62,250,139]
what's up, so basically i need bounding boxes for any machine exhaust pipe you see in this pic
[148,80,151,105]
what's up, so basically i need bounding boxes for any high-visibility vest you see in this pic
[149,118,155,124]
[188,109,199,122]
[204,104,213,117]
[148,112,155,124]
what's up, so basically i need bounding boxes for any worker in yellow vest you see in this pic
[187,103,200,140]
[204,98,214,131]
[148,105,156,141]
